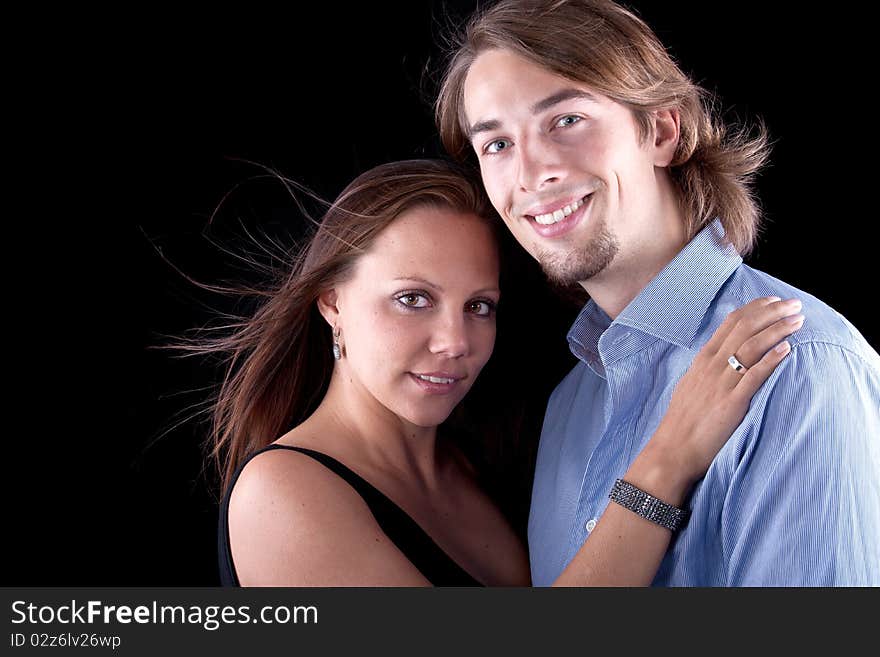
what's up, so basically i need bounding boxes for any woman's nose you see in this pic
[428,312,469,358]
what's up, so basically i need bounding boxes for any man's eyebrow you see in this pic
[531,89,597,115]
[467,89,597,139]
[468,119,502,139]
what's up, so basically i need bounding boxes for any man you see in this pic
[436,0,880,585]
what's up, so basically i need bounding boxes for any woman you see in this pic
[203,159,800,586]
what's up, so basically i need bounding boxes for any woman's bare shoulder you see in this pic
[227,446,430,586]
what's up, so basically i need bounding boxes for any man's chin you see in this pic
[532,221,618,286]
[538,245,618,286]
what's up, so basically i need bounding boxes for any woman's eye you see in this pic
[396,293,429,308]
[485,139,511,154]
[467,300,495,316]
[555,115,582,128]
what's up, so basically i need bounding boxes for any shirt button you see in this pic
[585,518,597,533]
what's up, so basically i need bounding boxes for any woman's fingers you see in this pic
[650,295,804,484]
[735,338,793,399]
[729,312,804,369]
[719,297,803,367]
[717,297,803,400]
[703,296,781,354]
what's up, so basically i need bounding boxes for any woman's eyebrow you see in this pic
[393,277,500,297]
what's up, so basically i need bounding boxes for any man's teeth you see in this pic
[533,196,587,225]
[416,374,455,384]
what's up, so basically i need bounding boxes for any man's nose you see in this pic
[517,136,565,193]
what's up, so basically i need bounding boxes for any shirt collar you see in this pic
[568,219,743,361]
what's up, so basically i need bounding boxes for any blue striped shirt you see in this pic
[527,220,880,586]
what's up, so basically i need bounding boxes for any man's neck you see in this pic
[581,182,688,320]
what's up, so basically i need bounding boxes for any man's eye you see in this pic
[485,139,511,154]
[556,115,582,128]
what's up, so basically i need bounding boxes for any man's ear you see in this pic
[316,288,340,328]
[652,108,681,167]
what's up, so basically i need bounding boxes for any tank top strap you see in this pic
[219,444,482,586]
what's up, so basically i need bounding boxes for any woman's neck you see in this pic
[297,371,445,490]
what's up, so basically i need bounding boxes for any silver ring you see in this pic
[727,355,748,374]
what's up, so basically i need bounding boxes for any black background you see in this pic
[7,2,875,585]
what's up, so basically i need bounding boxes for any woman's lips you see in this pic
[409,372,462,395]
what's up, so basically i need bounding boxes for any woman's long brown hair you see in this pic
[179,159,499,497]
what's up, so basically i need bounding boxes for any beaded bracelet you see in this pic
[608,478,689,532]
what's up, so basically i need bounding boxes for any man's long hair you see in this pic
[436,0,770,255]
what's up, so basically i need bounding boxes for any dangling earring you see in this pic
[332,326,343,361]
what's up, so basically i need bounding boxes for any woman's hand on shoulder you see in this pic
[228,448,431,586]
[645,296,804,491]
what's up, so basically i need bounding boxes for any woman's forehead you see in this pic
[354,207,500,284]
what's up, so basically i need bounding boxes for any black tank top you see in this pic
[218,444,483,586]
